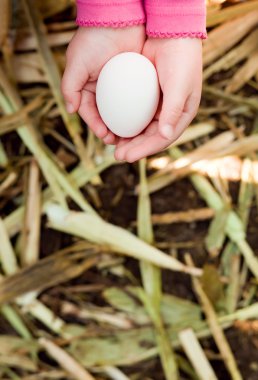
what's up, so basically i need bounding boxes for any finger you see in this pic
[103,132,118,145]
[61,54,89,113]
[114,123,158,160]
[173,93,201,139]
[116,137,131,149]
[114,120,157,151]
[114,138,132,152]
[124,132,170,163]
[142,122,158,136]
[158,79,188,140]
[115,134,146,161]
[78,89,108,139]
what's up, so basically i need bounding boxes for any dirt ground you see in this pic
[41,164,258,379]
[99,164,258,380]
[1,138,258,379]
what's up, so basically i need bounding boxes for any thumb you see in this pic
[158,82,186,140]
[61,55,89,114]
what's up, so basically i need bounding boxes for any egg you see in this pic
[96,52,160,138]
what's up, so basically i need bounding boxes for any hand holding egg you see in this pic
[61,25,146,144]
[96,52,160,138]
[114,38,203,162]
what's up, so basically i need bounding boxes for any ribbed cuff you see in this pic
[145,0,207,39]
[76,0,146,27]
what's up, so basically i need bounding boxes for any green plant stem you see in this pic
[137,159,178,380]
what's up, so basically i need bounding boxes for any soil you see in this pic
[77,164,258,379]
[97,164,258,380]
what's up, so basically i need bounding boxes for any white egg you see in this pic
[96,52,160,138]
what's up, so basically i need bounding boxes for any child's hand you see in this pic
[61,26,145,142]
[114,38,203,162]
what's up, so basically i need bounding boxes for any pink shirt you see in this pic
[76,0,207,39]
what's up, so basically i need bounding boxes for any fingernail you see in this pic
[161,124,174,140]
[66,102,74,113]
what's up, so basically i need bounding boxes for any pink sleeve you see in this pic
[144,0,207,39]
[76,0,146,27]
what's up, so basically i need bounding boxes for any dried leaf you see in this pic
[226,50,258,93]
[0,251,97,304]
[204,11,258,66]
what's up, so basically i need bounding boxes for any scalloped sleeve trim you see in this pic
[145,0,207,39]
[76,1,146,28]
